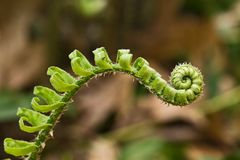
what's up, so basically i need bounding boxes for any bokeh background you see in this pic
[1,0,240,159]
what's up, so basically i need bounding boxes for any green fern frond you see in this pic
[3,47,204,159]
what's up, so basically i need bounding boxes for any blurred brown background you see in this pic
[1,0,240,159]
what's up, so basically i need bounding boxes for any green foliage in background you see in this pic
[0,91,31,122]
[75,0,108,17]
[181,0,237,17]
[119,138,186,160]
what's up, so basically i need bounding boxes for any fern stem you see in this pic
[27,75,94,159]
[28,69,128,159]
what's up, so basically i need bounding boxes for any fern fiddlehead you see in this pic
[3,47,203,159]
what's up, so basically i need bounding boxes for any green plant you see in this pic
[3,47,203,159]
